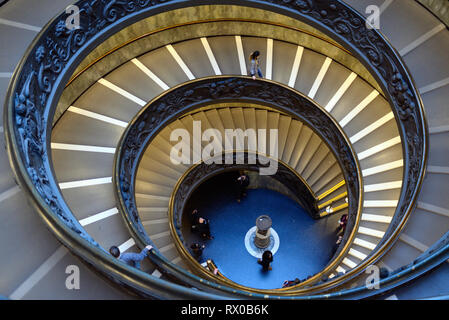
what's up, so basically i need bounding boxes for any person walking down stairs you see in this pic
[109,245,153,270]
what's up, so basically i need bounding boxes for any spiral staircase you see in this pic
[0,0,448,299]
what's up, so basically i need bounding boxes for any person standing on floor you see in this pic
[249,50,263,80]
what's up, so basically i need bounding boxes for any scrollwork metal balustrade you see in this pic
[4,0,429,299]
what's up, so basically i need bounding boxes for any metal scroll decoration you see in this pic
[5,0,427,298]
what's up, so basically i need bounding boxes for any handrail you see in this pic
[319,203,348,218]
[317,180,346,201]
[318,191,347,210]
[4,0,427,299]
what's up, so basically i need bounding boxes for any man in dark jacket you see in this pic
[237,173,250,203]
[257,250,273,271]
[197,217,213,240]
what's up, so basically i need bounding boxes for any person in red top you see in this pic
[190,243,205,260]
[109,245,153,269]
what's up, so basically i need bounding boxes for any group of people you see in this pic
[189,208,213,261]
[105,208,216,269]
[107,241,287,288]
[333,213,348,255]
[258,250,273,271]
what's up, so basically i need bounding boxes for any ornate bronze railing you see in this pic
[4,0,428,299]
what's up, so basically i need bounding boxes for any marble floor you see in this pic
[182,172,341,290]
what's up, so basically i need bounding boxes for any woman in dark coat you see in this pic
[237,173,250,203]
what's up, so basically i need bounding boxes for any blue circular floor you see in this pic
[183,173,339,290]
